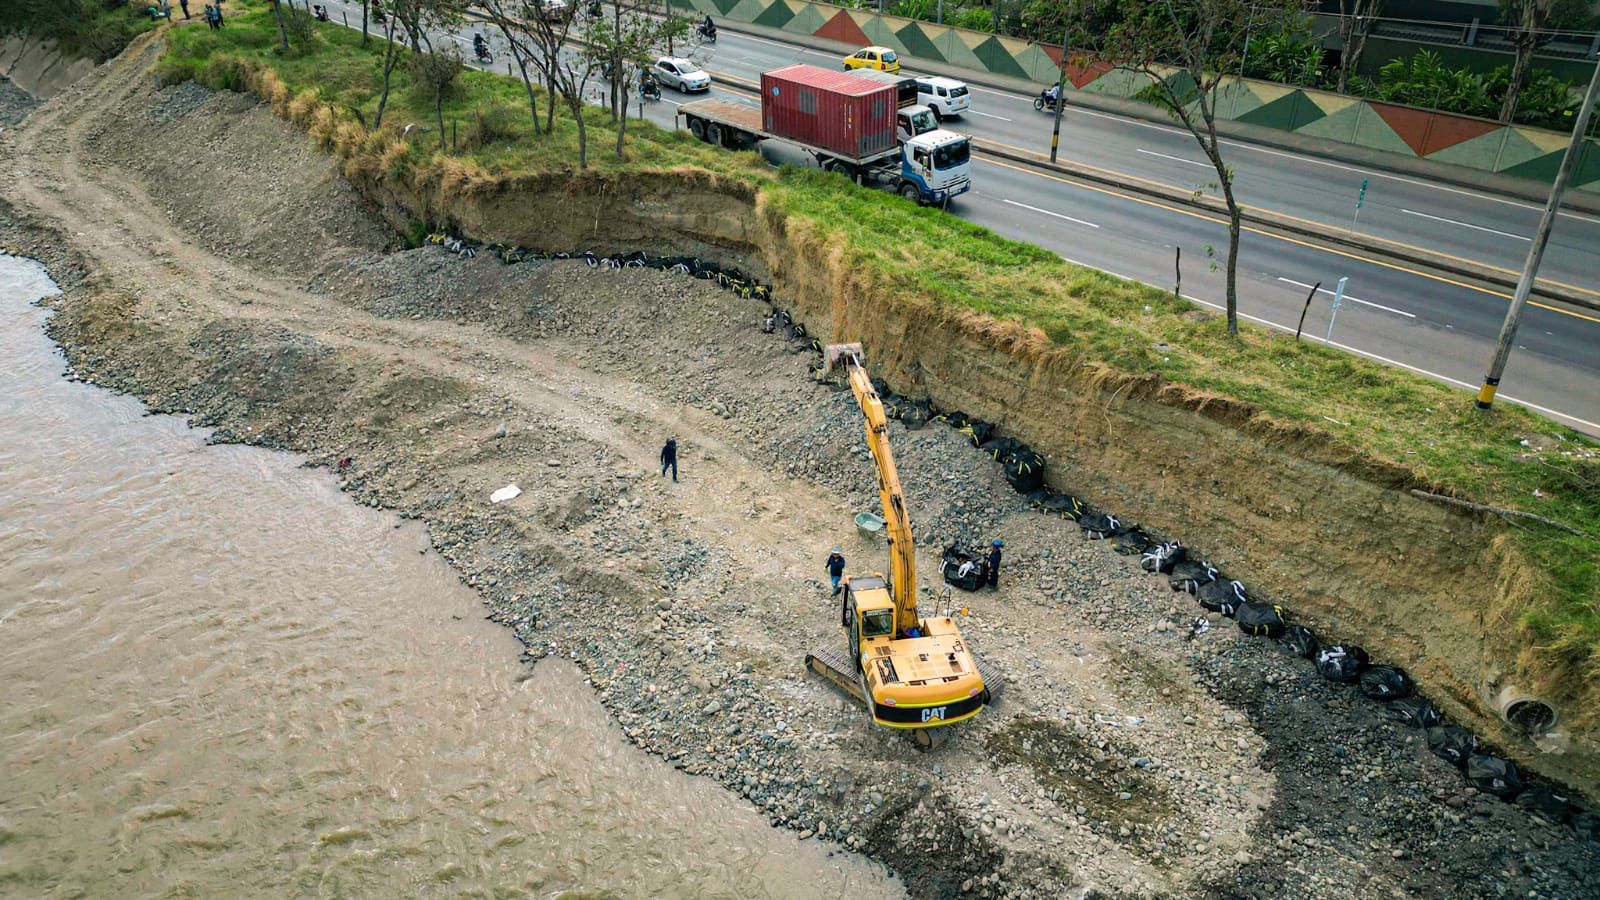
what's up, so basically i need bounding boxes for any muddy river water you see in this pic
[0,255,900,898]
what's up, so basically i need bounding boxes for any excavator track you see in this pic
[805,646,1006,707]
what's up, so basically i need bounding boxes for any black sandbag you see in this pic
[980,436,1023,461]
[1315,644,1369,683]
[938,410,969,430]
[1386,696,1442,729]
[900,401,932,429]
[1236,602,1287,638]
[1039,493,1086,520]
[1110,527,1153,555]
[1426,725,1477,768]
[1279,623,1320,659]
[1079,512,1121,539]
[870,377,891,398]
[940,544,989,592]
[1466,755,1525,799]
[1359,666,1414,702]
[1196,579,1247,617]
[1514,784,1571,821]
[1140,541,1186,574]
[1168,559,1217,593]
[1004,451,1046,493]
[959,419,995,447]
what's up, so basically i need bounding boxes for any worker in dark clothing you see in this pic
[660,437,678,482]
[826,548,846,596]
[986,539,1003,590]
[179,0,190,19]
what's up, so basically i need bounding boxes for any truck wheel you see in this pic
[708,123,724,146]
[899,182,925,206]
[688,118,706,141]
[929,107,941,123]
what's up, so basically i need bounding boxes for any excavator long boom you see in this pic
[826,343,919,636]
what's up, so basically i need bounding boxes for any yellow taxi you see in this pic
[843,46,901,74]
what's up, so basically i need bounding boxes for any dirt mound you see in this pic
[83,78,398,277]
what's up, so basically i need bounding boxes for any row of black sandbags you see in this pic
[1124,536,1588,825]
[427,231,780,303]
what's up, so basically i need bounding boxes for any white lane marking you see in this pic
[1400,208,1530,241]
[1054,255,1598,432]
[1003,199,1099,228]
[968,110,1011,121]
[1276,277,1416,318]
[1136,148,1210,169]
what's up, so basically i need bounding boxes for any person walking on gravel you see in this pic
[985,539,1002,590]
[660,437,678,483]
[826,548,846,596]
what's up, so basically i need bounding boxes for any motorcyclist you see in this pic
[473,32,489,59]
[700,15,716,39]
[639,67,659,97]
[1043,82,1061,107]
[313,4,329,21]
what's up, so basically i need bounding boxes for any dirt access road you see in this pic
[3,33,1596,899]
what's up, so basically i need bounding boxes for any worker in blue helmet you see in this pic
[986,539,1003,590]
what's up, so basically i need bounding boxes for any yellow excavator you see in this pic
[805,343,998,749]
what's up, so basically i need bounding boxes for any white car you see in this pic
[915,75,970,120]
[653,57,711,92]
[533,0,569,19]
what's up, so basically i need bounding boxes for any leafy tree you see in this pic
[583,0,689,158]
[1094,0,1311,338]
[1244,30,1323,87]
[1497,0,1592,123]
[522,0,601,167]
[411,44,464,151]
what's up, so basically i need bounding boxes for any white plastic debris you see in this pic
[490,484,522,504]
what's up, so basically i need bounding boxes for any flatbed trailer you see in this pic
[677,97,971,206]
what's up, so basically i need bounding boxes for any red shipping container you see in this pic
[760,64,897,161]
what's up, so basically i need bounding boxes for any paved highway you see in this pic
[317,4,1600,433]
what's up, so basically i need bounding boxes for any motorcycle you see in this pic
[639,78,662,102]
[697,22,718,42]
[1032,90,1061,113]
[475,46,494,65]
[587,1,603,18]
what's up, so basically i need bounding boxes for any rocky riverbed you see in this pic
[3,47,1596,899]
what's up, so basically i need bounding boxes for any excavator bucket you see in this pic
[823,342,864,373]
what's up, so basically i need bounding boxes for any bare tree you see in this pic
[1096,0,1309,338]
[1334,0,1383,94]
[374,5,404,126]
[269,0,291,52]
[361,0,370,45]
[1497,0,1591,123]
[480,0,542,135]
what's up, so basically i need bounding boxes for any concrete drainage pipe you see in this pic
[1490,686,1559,736]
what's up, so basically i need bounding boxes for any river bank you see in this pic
[2,39,1597,900]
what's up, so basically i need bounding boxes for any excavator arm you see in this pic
[826,343,919,636]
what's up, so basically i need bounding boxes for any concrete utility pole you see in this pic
[1475,58,1600,411]
[1050,17,1069,164]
